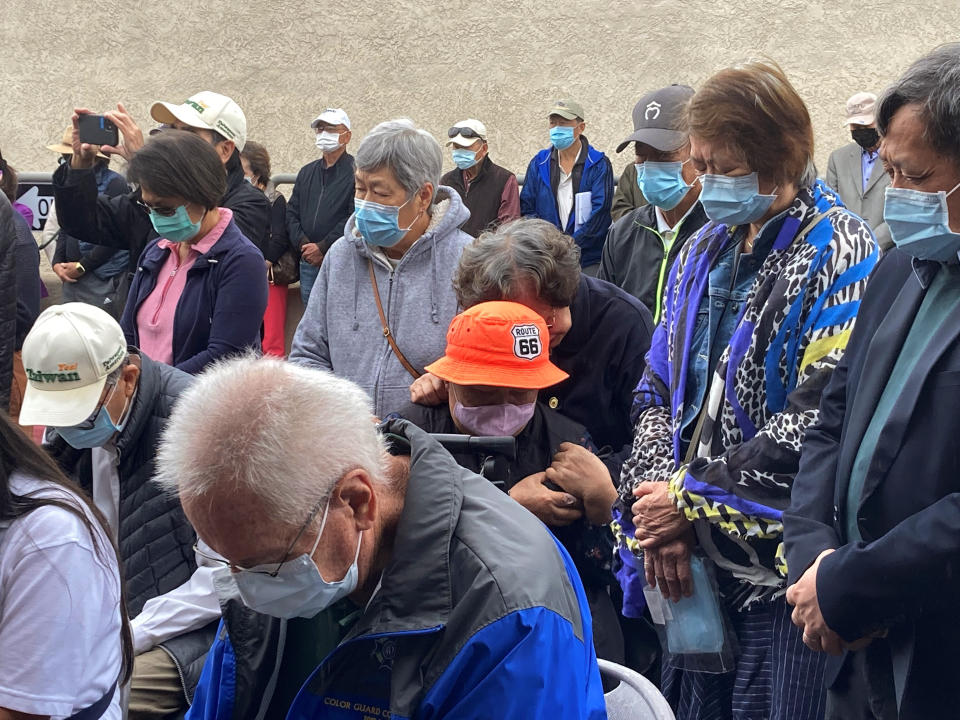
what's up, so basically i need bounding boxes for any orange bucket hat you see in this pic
[425,301,569,389]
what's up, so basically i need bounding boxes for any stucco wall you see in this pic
[2,0,958,183]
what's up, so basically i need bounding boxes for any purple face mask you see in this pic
[453,402,536,437]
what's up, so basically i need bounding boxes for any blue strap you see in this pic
[66,682,116,720]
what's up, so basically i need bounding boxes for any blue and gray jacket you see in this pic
[519,136,614,267]
[187,419,608,720]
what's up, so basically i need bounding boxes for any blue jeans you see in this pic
[299,260,320,306]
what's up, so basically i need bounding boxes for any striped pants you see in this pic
[663,594,827,720]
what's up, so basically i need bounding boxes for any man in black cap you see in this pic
[598,85,707,322]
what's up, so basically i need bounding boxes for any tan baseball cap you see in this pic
[151,91,248,150]
[844,92,877,127]
[19,303,128,427]
[548,99,585,121]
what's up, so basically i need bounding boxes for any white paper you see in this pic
[574,191,592,232]
[643,586,666,625]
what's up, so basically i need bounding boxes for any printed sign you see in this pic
[15,183,55,231]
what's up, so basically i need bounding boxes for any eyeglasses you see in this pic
[545,308,557,329]
[136,200,180,218]
[448,126,485,140]
[73,382,117,431]
[193,497,327,577]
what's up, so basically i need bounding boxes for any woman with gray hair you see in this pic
[289,119,472,428]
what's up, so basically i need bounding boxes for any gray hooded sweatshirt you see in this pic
[289,187,472,428]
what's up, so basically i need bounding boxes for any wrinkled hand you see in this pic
[70,108,100,169]
[545,442,616,525]
[409,372,448,406]
[644,528,695,603]
[101,102,144,160]
[632,481,690,548]
[509,471,583,527]
[53,262,80,283]
[301,242,324,266]
[786,549,845,655]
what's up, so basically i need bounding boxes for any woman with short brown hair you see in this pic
[613,60,879,719]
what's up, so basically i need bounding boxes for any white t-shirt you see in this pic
[0,473,123,719]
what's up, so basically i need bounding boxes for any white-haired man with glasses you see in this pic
[158,355,608,720]
[18,302,220,720]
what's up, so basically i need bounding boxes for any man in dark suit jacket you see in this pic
[784,44,960,720]
[825,92,892,250]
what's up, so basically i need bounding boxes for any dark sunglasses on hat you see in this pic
[448,126,484,140]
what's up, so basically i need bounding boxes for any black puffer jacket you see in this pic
[53,150,270,265]
[48,352,215,700]
[0,195,16,409]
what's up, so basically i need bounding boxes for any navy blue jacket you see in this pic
[520,137,614,267]
[784,249,960,717]
[542,275,653,470]
[121,216,268,374]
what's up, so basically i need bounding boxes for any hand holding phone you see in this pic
[77,114,119,147]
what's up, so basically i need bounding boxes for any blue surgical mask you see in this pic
[149,205,204,244]
[884,182,960,262]
[637,161,693,211]
[56,386,127,449]
[232,497,362,619]
[354,195,421,248]
[549,126,576,151]
[699,172,777,226]
[451,149,478,170]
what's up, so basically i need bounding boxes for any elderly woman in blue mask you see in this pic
[289,119,472,428]
[612,60,878,720]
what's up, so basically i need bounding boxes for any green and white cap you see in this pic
[151,90,247,150]
[18,303,128,427]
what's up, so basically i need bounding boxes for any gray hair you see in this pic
[153,355,388,526]
[453,218,582,309]
[355,119,442,203]
[877,43,960,163]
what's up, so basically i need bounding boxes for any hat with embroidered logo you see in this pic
[151,91,248,150]
[425,301,569,389]
[18,303,128,427]
[844,92,877,127]
[617,84,695,153]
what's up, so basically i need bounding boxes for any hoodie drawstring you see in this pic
[430,234,440,325]
[352,250,362,331]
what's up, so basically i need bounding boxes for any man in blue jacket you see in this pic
[520,99,614,274]
[155,356,608,720]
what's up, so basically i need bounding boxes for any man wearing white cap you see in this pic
[287,108,356,303]
[440,119,520,238]
[825,91,892,249]
[53,91,270,264]
[19,303,221,719]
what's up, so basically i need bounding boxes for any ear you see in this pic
[120,363,141,400]
[417,182,434,210]
[342,130,352,145]
[335,469,377,531]
[217,140,236,164]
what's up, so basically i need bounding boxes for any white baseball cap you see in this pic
[151,91,248,150]
[446,119,487,147]
[19,303,129,428]
[311,108,351,130]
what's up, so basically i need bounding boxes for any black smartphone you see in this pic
[77,114,118,146]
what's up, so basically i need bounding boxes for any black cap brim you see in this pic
[616,128,687,153]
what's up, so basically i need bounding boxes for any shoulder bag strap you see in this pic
[367,258,423,380]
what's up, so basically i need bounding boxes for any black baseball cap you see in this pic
[616,84,695,153]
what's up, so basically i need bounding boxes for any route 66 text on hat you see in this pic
[18,303,128,427]
[151,91,248,150]
[425,301,569,389]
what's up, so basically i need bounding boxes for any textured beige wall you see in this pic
[2,0,959,184]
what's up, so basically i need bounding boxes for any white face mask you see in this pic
[315,131,343,153]
[231,497,362,619]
